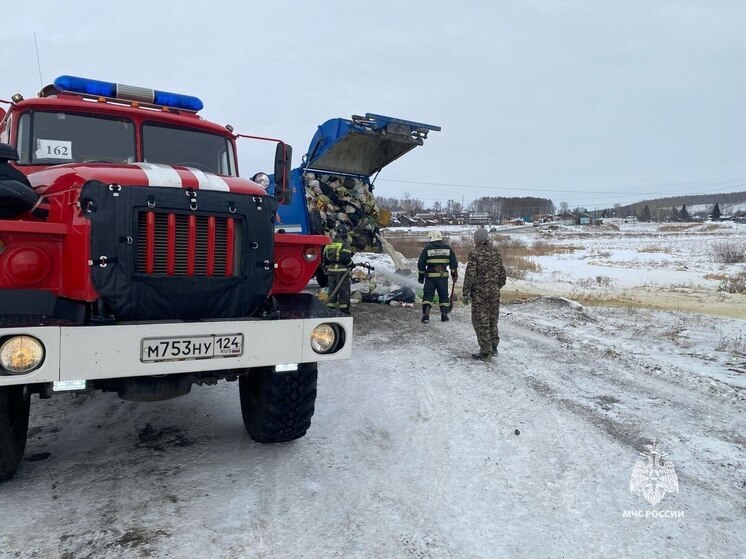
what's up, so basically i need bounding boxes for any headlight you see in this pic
[310,324,336,354]
[0,336,45,374]
[303,247,320,262]
[251,172,270,190]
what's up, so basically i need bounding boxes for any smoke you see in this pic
[374,267,422,290]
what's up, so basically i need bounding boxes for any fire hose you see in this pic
[325,262,375,302]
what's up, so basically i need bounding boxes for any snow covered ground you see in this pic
[0,222,744,558]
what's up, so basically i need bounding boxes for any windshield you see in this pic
[142,123,236,176]
[20,111,135,165]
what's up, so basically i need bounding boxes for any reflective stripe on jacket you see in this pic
[323,237,353,273]
[417,241,458,278]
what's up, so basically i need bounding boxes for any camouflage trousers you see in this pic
[470,293,501,354]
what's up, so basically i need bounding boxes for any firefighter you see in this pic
[323,223,354,314]
[417,230,458,323]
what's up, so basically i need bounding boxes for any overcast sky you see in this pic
[3,1,745,209]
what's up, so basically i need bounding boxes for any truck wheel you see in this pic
[315,268,328,288]
[239,364,317,443]
[0,386,31,482]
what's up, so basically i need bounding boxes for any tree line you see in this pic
[376,190,745,221]
[601,190,746,220]
[631,202,726,222]
[376,195,555,219]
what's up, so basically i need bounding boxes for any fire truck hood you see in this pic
[303,113,440,177]
[28,162,266,195]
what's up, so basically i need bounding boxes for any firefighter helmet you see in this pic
[427,230,443,242]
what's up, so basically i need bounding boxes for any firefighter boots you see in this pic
[421,304,431,324]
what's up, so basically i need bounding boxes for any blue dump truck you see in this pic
[271,113,440,285]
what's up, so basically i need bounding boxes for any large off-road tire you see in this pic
[315,268,329,288]
[0,385,31,482]
[239,364,318,443]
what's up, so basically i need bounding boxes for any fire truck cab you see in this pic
[0,76,352,482]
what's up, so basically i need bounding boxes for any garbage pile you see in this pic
[360,287,416,306]
[315,264,419,307]
[304,172,382,251]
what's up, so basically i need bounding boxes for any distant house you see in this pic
[532,213,554,225]
[577,213,592,225]
[468,213,490,225]
[396,215,417,227]
[453,212,470,225]
[414,213,440,226]
[557,212,576,226]
[502,218,526,226]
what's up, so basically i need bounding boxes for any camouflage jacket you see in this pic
[462,241,507,297]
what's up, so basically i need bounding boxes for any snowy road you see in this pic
[0,299,744,558]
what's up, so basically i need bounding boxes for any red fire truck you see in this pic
[0,75,352,481]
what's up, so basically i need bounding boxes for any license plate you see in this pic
[140,334,244,363]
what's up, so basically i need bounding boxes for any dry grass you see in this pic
[502,254,541,279]
[575,275,614,288]
[637,245,673,254]
[386,233,568,279]
[526,240,579,256]
[701,224,725,232]
[658,223,699,232]
[704,273,729,281]
[387,237,433,259]
[718,271,746,294]
[716,333,746,355]
[712,242,746,264]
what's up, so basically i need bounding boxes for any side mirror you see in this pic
[273,143,293,205]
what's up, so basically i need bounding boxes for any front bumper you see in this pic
[0,311,352,387]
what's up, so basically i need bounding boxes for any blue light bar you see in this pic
[53,75,204,112]
[153,90,203,112]
[54,75,115,97]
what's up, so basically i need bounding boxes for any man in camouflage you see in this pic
[323,223,354,314]
[462,228,507,361]
[417,230,458,323]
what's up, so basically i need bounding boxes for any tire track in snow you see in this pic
[497,300,745,516]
